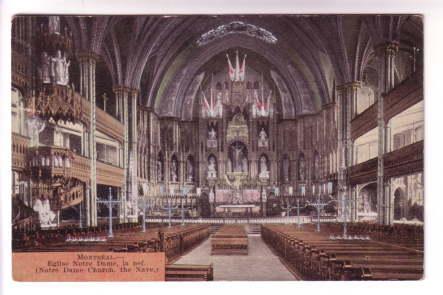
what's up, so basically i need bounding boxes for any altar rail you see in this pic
[146,216,313,225]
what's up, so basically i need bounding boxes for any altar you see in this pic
[215,204,260,217]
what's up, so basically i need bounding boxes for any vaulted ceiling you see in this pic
[64,15,423,119]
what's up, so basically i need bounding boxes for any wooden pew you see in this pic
[166,264,214,281]
[211,225,248,255]
[160,225,210,262]
[262,224,423,281]
[13,222,144,251]
[20,227,162,253]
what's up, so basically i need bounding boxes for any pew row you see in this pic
[262,224,423,281]
[166,264,214,281]
[15,224,210,264]
[211,225,248,255]
[160,225,211,263]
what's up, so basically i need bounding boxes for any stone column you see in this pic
[129,89,139,222]
[336,82,360,221]
[78,52,98,227]
[375,42,398,225]
[113,86,130,222]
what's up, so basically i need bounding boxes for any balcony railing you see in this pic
[96,160,124,187]
[351,72,423,141]
[28,145,89,182]
[349,157,378,185]
[348,140,424,184]
[384,140,423,178]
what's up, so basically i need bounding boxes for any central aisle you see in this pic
[174,235,297,281]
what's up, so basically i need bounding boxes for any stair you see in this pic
[209,224,222,235]
[246,224,261,236]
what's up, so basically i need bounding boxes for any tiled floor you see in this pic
[175,235,297,281]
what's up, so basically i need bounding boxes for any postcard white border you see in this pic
[1,1,442,295]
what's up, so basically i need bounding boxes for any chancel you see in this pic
[11,14,423,281]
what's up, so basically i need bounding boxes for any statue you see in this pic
[259,128,267,141]
[258,127,268,148]
[39,52,51,84]
[26,116,46,147]
[157,160,163,181]
[298,156,305,181]
[232,144,245,172]
[261,188,267,202]
[208,127,217,140]
[259,156,269,179]
[187,158,194,182]
[216,92,223,117]
[207,156,217,179]
[224,174,243,204]
[362,192,371,213]
[33,195,56,227]
[62,53,71,85]
[207,127,217,148]
[170,158,178,182]
[209,187,215,203]
[48,16,60,35]
[283,157,290,182]
[51,50,70,86]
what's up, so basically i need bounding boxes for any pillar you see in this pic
[375,42,398,225]
[130,89,139,222]
[337,82,360,221]
[113,86,130,222]
[79,52,98,227]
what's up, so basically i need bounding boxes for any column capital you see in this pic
[336,81,361,91]
[130,88,140,96]
[112,85,131,94]
[374,41,399,57]
[77,51,100,63]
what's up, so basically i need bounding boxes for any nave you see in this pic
[175,234,296,281]
[14,219,423,281]
[10,15,424,282]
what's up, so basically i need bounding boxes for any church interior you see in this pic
[11,15,424,280]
